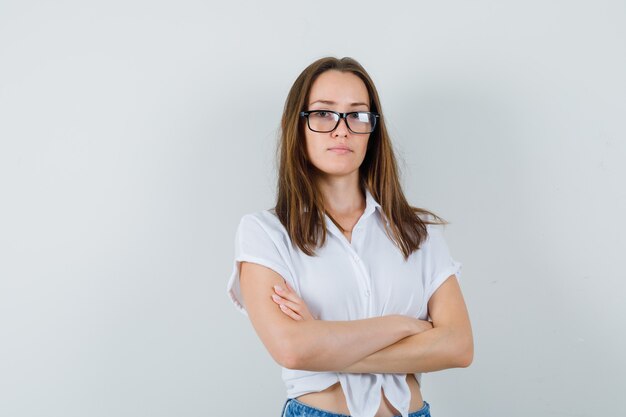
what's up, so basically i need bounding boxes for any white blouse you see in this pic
[226,188,463,417]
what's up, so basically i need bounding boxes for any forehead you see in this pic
[308,70,369,105]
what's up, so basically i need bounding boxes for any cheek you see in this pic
[305,132,324,160]
[356,137,370,157]
[304,133,315,160]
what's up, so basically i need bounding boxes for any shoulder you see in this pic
[424,222,448,246]
[236,209,291,246]
[411,211,443,243]
[420,223,459,270]
[238,208,283,233]
[416,210,439,224]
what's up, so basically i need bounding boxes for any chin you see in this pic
[309,156,363,176]
[315,166,359,177]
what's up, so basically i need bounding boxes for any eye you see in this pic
[311,111,333,119]
[349,112,369,122]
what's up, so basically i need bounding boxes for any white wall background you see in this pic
[1,1,624,416]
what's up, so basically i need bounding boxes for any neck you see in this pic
[316,175,365,217]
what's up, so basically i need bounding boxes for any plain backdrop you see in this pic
[1,1,624,416]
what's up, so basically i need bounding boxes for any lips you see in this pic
[328,147,352,155]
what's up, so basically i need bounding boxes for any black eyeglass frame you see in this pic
[299,110,380,134]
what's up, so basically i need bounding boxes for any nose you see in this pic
[332,116,349,137]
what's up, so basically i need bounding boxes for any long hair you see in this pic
[274,56,447,260]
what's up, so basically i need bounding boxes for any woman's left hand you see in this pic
[271,281,317,321]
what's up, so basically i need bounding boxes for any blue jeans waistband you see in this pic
[281,397,431,417]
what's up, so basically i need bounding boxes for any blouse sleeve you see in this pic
[422,224,463,308]
[226,213,294,316]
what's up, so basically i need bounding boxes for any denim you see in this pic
[280,397,431,417]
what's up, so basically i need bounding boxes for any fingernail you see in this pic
[271,294,279,300]
[274,285,283,292]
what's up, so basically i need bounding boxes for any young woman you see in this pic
[226,57,473,417]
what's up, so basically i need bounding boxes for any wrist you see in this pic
[398,315,419,337]
[405,317,434,336]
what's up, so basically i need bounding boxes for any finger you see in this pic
[274,285,299,303]
[283,280,296,293]
[271,294,302,314]
[279,304,303,321]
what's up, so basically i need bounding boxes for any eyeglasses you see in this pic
[300,110,379,134]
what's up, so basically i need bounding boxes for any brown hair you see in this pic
[274,56,447,260]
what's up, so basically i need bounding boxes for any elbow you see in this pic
[274,322,320,370]
[279,356,299,370]
[457,348,473,368]
[277,339,322,371]
[455,334,474,368]
[274,335,305,370]
[278,348,301,370]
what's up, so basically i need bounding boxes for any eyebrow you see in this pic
[309,100,369,108]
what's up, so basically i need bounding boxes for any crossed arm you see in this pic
[239,261,473,374]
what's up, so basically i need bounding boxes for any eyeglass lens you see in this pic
[308,111,375,133]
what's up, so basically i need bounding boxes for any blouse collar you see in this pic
[324,187,385,238]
